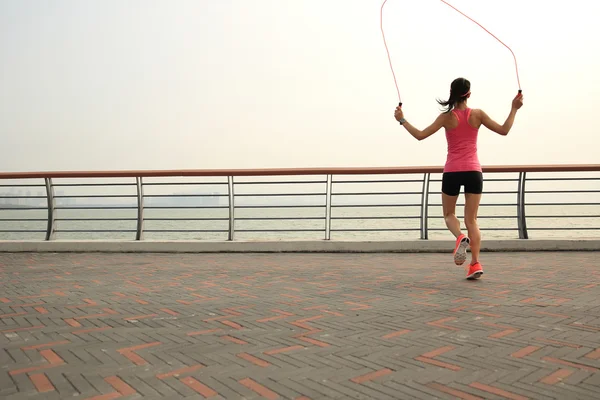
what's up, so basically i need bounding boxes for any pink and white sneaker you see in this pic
[466,262,483,280]
[453,234,470,265]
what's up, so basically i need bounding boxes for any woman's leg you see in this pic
[441,173,462,238]
[464,172,484,265]
[442,193,462,238]
[464,193,482,264]
[442,172,470,265]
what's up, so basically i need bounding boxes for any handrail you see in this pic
[2,164,599,242]
[2,164,600,179]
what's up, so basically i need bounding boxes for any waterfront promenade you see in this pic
[1,251,599,399]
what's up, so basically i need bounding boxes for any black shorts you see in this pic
[442,171,483,196]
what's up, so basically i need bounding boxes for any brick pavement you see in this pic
[1,251,599,399]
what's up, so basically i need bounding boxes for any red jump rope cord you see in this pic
[380,0,522,104]
[380,0,402,105]
[438,0,522,93]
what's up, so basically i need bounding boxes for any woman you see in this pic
[394,78,523,279]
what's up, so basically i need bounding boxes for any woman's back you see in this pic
[444,108,481,173]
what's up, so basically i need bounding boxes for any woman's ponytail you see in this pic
[437,78,471,113]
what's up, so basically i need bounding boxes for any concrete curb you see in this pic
[1,239,599,253]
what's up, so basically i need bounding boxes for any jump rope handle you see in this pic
[398,102,402,107]
[518,90,522,94]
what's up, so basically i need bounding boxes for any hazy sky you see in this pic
[1,0,599,173]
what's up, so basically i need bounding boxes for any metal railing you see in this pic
[1,165,599,241]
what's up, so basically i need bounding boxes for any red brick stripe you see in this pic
[187,329,222,336]
[298,337,330,347]
[85,392,121,400]
[382,329,411,339]
[427,317,459,331]
[72,327,111,335]
[350,368,393,384]
[124,314,158,321]
[540,369,573,385]
[239,378,279,400]
[0,312,27,318]
[264,345,303,355]
[30,373,55,393]
[64,318,82,327]
[156,364,204,379]
[421,346,455,358]
[180,377,217,397]
[585,349,600,360]
[118,342,161,352]
[542,357,598,372]
[237,353,270,367]
[221,335,248,344]
[105,376,136,396]
[22,340,70,351]
[119,351,146,366]
[416,356,461,371]
[469,382,529,400]
[511,346,540,358]
[427,383,482,400]
[220,320,243,329]
[489,329,519,338]
[40,349,64,365]
[535,337,581,348]
[9,349,65,376]
[15,302,45,307]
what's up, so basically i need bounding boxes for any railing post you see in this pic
[325,174,332,240]
[420,173,431,240]
[45,178,56,241]
[228,176,235,241]
[517,172,529,239]
[135,177,144,240]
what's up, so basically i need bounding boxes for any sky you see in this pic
[1,0,599,173]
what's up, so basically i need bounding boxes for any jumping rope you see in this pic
[380,0,403,105]
[381,0,522,107]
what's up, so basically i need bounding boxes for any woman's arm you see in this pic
[394,106,445,141]
[480,93,524,136]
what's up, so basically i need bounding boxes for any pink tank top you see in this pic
[444,108,481,173]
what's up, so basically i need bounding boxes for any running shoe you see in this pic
[466,262,483,280]
[453,234,470,265]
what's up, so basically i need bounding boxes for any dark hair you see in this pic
[437,77,471,113]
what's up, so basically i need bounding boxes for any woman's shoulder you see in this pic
[438,110,455,118]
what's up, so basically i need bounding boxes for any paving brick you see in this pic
[508,381,569,400]
[381,380,440,400]
[278,377,330,400]
[545,382,600,400]
[81,372,115,395]
[563,368,594,386]
[0,384,19,398]
[326,378,397,400]
[2,252,600,399]
[138,376,180,398]
[116,375,162,398]
[212,376,260,399]
[6,348,33,365]
[44,371,78,396]
[186,375,245,400]
[10,373,37,394]
[63,372,96,396]
[295,378,348,399]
